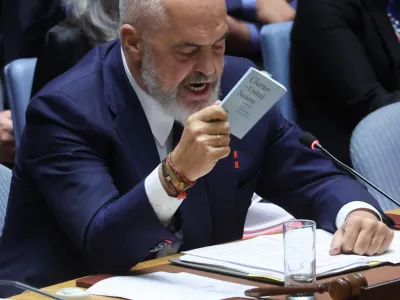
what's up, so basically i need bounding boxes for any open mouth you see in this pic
[185,82,211,93]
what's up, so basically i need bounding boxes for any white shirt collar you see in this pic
[121,48,174,147]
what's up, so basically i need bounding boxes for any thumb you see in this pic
[213,100,222,106]
[329,228,344,255]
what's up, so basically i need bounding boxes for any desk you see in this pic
[12,209,400,300]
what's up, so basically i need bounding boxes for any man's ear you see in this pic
[120,24,144,62]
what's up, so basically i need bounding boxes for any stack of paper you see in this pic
[243,201,294,239]
[179,230,400,282]
[87,272,256,300]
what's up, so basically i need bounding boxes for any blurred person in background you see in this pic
[1,0,64,67]
[0,0,64,165]
[225,0,296,59]
[290,0,400,166]
[31,0,119,96]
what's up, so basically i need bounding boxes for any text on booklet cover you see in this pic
[221,67,287,139]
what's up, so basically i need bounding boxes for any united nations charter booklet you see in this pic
[220,67,287,139]
[171,230,400,284]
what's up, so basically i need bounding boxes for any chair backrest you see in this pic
[3,58,37,147]
[350,103,400,211]
[0,164,12,236]
[260,21,296,122]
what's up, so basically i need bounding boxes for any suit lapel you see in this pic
[103,42,160,181]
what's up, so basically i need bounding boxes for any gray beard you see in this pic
[141,48,221,125]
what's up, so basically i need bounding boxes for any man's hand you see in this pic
[171,101,230,182]
[330,209,394,256]
[0,110,15,164]
[255,0,295,24]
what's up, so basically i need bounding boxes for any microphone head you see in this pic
[299,132,320,150]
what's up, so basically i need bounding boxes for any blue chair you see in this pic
[260,21,296,122]
[0,164,12,236]
[3,58,37,147]
[350,103,400,211]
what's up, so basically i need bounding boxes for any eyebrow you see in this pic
[174,32,229,49]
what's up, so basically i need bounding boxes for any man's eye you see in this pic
[178,51,195,58]
[212,45,224,52]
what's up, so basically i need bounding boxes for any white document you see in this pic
[243,202,293,237]
[87,272,256,300]
[181,230,400,281]
[220,67,287,139]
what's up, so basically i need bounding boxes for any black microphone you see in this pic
[0,280,63,299]
[299,132,400,208]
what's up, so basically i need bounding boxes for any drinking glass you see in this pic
[283,220,316,299]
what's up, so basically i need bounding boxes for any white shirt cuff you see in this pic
[335,201,382,229]
[145,165,183,227]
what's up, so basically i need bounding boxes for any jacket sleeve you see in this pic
[23,92,181,273]
[291,0,400,121]
[255,109,387,233]
[226,0,257,21]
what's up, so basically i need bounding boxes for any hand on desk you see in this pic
[330,209,394,256]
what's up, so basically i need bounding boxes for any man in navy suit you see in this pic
[0,0,394,297]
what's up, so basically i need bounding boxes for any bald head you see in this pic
[120,0,226,36]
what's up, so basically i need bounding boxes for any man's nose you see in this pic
[193,51,216,76]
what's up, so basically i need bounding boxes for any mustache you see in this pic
[182,72,218,85]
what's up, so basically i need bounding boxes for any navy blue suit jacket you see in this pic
[0,40,382,296]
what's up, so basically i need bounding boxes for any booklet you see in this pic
[220,67,287,139]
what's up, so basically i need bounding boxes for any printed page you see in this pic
[182,230,400,277]
[244,202,293,233]
[88,272,256,300]
[180,255,284,281]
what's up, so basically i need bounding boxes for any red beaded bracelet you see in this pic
[166,153,196,186]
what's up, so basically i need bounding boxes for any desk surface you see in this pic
[12,208,400,300]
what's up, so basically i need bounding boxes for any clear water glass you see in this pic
[283,220,316,300]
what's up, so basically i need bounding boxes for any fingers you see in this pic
[377,230,395,255]
[0,117,13,133]
[341,220,362,253]
[338,214,394,256]
[0,110,12,119]
[185,117,230,137]
[0,130,14,142]
[329,228,344,255]
[208,134,230,148]
[210,145,231,161]
[203,121,230,136]
[365,223,390,256]
[352,229,374,256]
[190,104,228,123]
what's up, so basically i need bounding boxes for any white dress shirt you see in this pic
[121,49,381,256]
